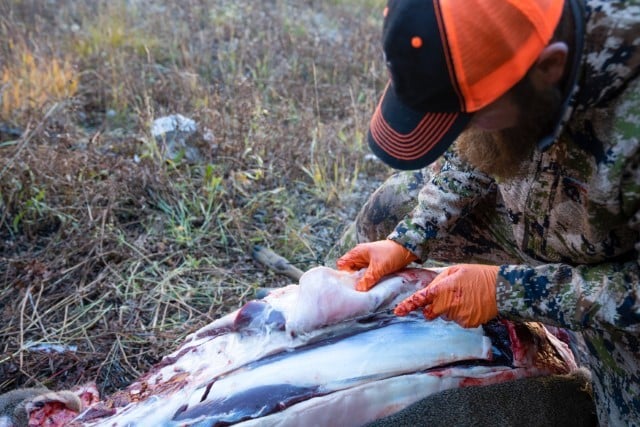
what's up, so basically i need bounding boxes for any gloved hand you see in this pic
[394,263,500,328]
[336,240,418,291]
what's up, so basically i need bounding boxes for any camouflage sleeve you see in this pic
[387,150,496,261]
[496,259,640,333]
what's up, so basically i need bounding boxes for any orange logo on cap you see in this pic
[411,36,423,48]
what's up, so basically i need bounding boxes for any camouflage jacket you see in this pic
[387,1,640,425]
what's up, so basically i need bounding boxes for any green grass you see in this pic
[0,0,391,394]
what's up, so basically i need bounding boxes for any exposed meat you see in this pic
[13,267,578,427]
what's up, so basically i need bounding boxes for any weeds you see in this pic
[0,0,391,394]
[1,47,78,122]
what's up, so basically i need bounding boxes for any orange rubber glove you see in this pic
[336,240,418,291]
[394,264,500,328]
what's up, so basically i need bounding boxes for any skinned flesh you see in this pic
[36,266,577,427]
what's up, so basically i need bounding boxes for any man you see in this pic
[333,0,640,425]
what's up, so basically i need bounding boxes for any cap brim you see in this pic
[368,82,472,170]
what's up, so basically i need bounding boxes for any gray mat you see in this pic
[366,369,597,427]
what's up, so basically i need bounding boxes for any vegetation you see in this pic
[0,0,390,394]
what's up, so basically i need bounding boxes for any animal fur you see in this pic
[0,388,82,427]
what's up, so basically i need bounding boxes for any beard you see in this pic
[455,77,563,182]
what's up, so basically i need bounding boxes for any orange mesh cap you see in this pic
[441,0,564,112]
[367,0,564,170]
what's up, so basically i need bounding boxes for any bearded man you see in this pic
[331,0,640,425]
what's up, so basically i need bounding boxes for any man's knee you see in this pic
[354,170,426,242]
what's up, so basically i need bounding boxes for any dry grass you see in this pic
[0,0,391,395]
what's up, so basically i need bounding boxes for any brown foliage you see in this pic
[0,0,389,394]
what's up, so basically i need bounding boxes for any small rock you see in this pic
[151,114,204,163]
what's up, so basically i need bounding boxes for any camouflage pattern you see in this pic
[334,1,640,425]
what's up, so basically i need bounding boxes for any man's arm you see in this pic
[388,149,496,261]
[337,150,495,290]
[497,257,640,333]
